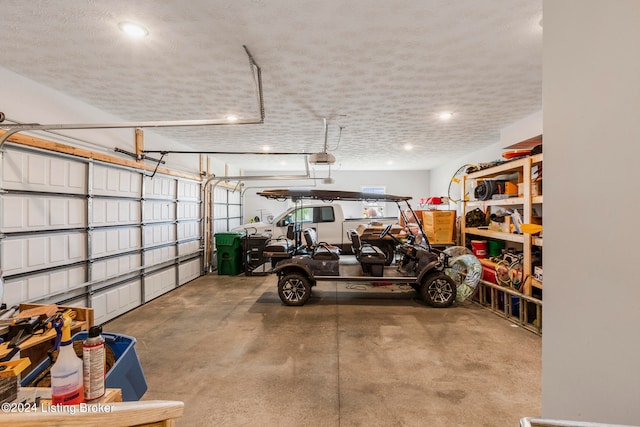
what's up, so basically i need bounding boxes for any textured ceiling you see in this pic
[0,0,542,171]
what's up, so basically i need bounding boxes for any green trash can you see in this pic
[215,232,244,275]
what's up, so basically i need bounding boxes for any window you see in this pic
[314,206,335,223]
[362,186,385,218]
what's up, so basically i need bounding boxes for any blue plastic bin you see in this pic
[21,332,147,402]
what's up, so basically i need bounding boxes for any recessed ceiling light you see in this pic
[403,144,413,151]
[439,112,453,121]
[118,21,149,39]
[262,145,271,151]
[226,115,238,122]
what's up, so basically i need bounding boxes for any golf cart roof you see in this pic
[256,189,412,202]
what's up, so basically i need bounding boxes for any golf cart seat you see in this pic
[302,228,340,260]
[263,223,296,266]
[348,229,386,277]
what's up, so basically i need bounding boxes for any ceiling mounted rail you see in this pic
[0,45,264,149]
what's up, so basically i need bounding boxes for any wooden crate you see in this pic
[422,211,455,244]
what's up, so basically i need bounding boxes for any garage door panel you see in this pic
[144,246,176,267]
[144,268,176,302]
[92,199,140,227]
[143,224,175,247]
[178,241,201,257]
[91,227,140,258]
[2,149,87,193]
[177,180,200,201]
[177,202,199,220]
[144,175,176,200]
[143,200,176,222]
[1,265,87,306]
[92,165,141,198]
[3,233,88,275]
[2,195,86,232]
[179,259,201,285]
[92,253,141,281]
[177,222,200,241]
[92,279,142,325]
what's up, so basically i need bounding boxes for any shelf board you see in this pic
[466,197,525,207]
[464,227,525,243]
[532,195,543,204]
[532,237,543,247]
[466,158,527,179]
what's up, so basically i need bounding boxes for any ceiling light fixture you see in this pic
[226,115,238,122]
[439,112,453,121]
[118,21,149,39]
[403,144,413,151]
[262,145,271,151]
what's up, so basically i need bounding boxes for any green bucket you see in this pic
[488,240,505,257]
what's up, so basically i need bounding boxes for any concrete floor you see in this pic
[105,272,541,426]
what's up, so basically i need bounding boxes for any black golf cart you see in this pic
[256,189,458,308]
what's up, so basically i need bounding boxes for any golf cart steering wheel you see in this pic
[379,224,393,239]
[379,224,402,243]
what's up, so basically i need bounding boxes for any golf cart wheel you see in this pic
[420,272,457,308]
[278,273,311,306]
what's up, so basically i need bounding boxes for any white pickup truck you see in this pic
[235,203,399,264]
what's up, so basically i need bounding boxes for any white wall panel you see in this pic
[92,253,142,281]
[144,246,176,267]
[143,200,176,223]
[144,175,176,200]
[143,223,176,247]
[2,149,87,194]
[1,194,86,232]
[177,221,200,241]
[1,265,87,306]
[144,268,176,302]
[92,279,142,325]
[178,241,201,257]
[1,232,87,275]
[91,227,141,258]
[92,199,140,226]
[177,180,200,201]
[92,164,141,198]
[179,259,200,285]
[177,202,199,220]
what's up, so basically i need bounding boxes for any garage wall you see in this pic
[0,144,204,325]
[542,1,640,424]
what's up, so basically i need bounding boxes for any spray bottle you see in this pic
[50,314,84,405]
[83,325,105,401]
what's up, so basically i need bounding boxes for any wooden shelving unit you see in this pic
[461,154,543,296]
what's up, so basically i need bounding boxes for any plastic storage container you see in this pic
[215,232,244,275]
[21,332,147,402]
